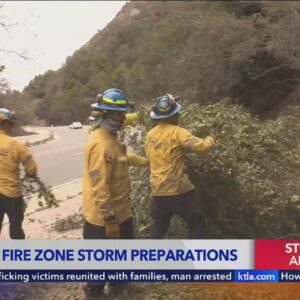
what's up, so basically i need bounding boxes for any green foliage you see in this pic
[48,85,88,125]
[183,100,300,238]
[53,213,83,232]
[129,101,300,239]
[21,176,59,210]
[25,71,55,99]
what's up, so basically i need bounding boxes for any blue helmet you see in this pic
[91,88,128,112]
[150,94,181,120]
[0,108,16,122]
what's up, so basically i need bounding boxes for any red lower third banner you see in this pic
[255,240,300,270]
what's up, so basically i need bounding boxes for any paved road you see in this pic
[28,126,88,187]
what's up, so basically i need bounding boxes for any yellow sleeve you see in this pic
[17,142,37,176]
[144,134,150,158]
[87,143,115,217]
[123,113,139,127]
[176,127,214,153]
[127,152,148,167]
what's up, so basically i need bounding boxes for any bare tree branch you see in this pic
[249,64,288,80]
[260,78,300,91]
[0,2,13,33]
[0,48,28,60]
[288,4,300,17]
[173,53,215,64]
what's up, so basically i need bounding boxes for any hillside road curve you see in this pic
[27,126,88,187]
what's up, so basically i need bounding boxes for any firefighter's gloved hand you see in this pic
[104,213,120,238]
[105,222,120,239]
[125,113,139,124]
[203,136,214,148]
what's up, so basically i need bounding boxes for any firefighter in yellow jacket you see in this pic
[83,88,147,298]
[0,108,37,239]
[145,94,214,239]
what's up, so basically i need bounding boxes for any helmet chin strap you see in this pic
[102,116,123,134]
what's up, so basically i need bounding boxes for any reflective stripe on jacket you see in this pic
[145,122,214,196]
[83,126,147,226]
[0,130,37,198]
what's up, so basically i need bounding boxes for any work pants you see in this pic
[82,217,135,297]
[150,190,204,239]
[0,193,25,239]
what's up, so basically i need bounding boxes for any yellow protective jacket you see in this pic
[0,130,37,198]
[83,126,148,227]
[145,122,214,196]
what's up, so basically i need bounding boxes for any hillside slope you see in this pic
[24,1,300,125]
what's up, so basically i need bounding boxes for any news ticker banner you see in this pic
[0,240,300,283]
